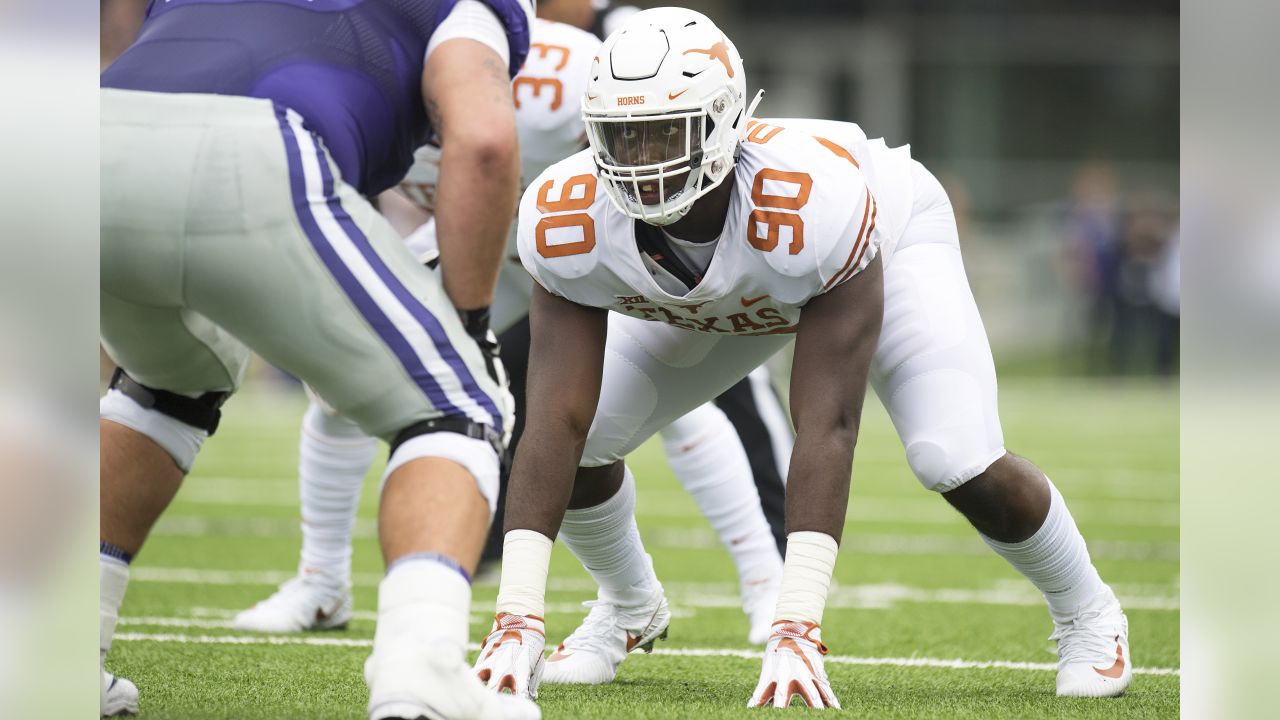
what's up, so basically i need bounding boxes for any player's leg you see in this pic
[713,365,792,554]
[233,396,375,632]
[504,316,789,686]
[98,309,240,717]
[105,93,532,719]
[659,403,782,644]
[223,106,531,720]
[100,92,256,715]
[872,161,1129,698]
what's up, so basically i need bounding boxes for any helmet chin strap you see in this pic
[739,89,766,140]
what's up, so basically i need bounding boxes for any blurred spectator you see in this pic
[1061,163,1178,376]
[1149,229,1180,376]
[1114,191,1178,375]
[1062,161,1124,373]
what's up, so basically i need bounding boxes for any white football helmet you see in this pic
[582,8,760,225]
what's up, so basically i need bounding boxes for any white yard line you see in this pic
[148,517,1177,563]
[175,604,695,622]
[112,632,1178,676]
[129,567,1179,611]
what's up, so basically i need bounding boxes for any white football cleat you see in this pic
[1052,586,1132,698]
[366,635,540,720]
[472,613,547,699]
[748,621,840,709]
[742,575,781,645]
[233,571,353,632]
[101,669,139,717]
[541,587,671,685]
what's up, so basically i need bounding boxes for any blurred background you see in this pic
[676,0,1182,376]
[100,0,1180,380]
[91,7,1183,717]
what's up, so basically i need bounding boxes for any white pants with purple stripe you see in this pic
[100,89,510,446]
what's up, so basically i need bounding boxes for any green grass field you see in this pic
[109,377,1179,719]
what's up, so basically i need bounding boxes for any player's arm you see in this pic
[377,188,431,238]
[421,38,520,311]
[787,254,884,540]
[502,284,609,538]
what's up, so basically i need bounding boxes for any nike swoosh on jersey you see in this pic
[740,294,769,307]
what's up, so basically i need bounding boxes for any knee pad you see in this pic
[890,369,1005,493]
[905,438,1006,494]
[383,420,502,518]
[100,388,211,473]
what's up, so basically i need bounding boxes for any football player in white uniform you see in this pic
[235,2,791,646]
[475,7,1133,707]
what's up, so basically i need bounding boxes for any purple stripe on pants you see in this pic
[310,132,503,432]
[273,105,468,424]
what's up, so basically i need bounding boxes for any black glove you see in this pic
[458,306,502,384]
[458,306,515,445]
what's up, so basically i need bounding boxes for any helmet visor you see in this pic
[587,115,704,170]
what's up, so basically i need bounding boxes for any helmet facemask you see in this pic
[584,87,741,226]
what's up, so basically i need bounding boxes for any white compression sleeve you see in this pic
[297,402,377,582]
[425,0,510,69]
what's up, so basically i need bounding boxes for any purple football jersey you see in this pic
[102,0,531,195]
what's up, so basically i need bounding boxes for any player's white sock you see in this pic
[100,551,130,661]
[980,479,1107,621]
[558,467,660,606]
[773,531,838,624]
[496,529,554,617]
[375,555,471,660]
[298,402,378,583]
[661,406,782,587]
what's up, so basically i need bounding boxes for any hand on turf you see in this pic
[748,620,841,709]
[473,613,547,700]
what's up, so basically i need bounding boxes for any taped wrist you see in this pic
[773,531,839,625]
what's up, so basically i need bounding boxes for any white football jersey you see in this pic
[398,19,602,215]
[517,118,915,336]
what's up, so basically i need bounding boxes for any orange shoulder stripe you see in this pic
[814,136,859,168]
[836,194,878,287]
[823,187,874,290]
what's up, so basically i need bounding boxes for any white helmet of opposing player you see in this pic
[582,8,760,225]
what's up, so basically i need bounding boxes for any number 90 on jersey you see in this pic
[535,174,598,259]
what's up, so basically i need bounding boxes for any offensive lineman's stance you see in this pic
[475,7,1132,708]
[99,1,536,718]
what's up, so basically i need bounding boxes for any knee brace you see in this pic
[383,418,503,518]
[99,369,228,473]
